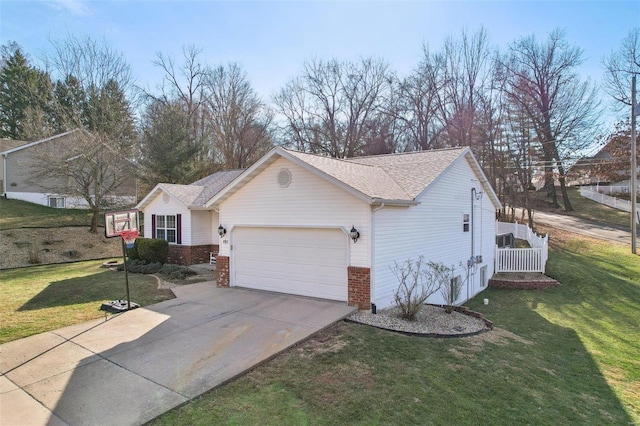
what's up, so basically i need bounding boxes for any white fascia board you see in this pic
[464,151,502,209]
[1,129,79,155]
[136,184,191,211]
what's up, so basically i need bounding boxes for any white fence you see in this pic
[495,221,549,273]
[580,186,639,224]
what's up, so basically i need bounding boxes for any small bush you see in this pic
[135,238,168,264]
[28,246,41,264]
[160,264,197,280]
[62,250,81,259]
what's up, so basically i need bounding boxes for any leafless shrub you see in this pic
[430,262,462,313]
[391,256,442,321]
[28,243,41,264]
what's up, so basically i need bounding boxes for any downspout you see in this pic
[2,153,7,197]
[370,203,385,313]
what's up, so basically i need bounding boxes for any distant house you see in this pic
[138,146,501,312]
[567,136,637,187]
[0,129,137,208]
[136,170,243,265]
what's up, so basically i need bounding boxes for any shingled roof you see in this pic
[207,146,500,208]
[136,169,244,210]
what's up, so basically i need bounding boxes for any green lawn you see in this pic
[538,187,632,228]
[151,231,640,425]
[0,198,96,230]
[0,259,174,343]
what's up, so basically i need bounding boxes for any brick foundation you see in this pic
[488,276,560,290]
[348,266,371,310]
[216,256,230,287]
[167,244,219,266]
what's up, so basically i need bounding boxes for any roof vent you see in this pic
[277,168,292,188]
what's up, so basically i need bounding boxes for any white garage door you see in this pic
[233,227,348,301]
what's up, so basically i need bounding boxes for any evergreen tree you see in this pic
[0,43,52,140]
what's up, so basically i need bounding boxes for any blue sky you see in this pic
[1,0,638,117]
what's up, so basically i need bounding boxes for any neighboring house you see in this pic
[567,136,638,187]
[206,146,501,311]
[0,130,137,208]
[136,170,243,265]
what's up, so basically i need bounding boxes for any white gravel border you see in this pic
[348,304,490,337]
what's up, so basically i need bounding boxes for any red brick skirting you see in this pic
[488,277,560,290]
[216,256,230,287]
[348,266,371,310]
[167,244,219,266]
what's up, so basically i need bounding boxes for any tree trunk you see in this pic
[90,209,100,233]
[558,175,573,211]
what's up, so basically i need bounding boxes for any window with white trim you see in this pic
[156,215,177,243]
[463,214,470,232]
[48,196,65,208]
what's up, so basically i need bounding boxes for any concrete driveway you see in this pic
[0,283,356,426]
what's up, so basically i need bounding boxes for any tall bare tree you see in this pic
[398,45,446,151]
[28,35,138,231]
[204,63,273,169]
[497,29,600,211]
[147,45,210,166]
[274,57,395,158]
[602,28,640,110]
[437,28,492,149]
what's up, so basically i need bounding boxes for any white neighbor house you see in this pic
[205,146,501,311]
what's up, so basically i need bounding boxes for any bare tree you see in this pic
[30,35,138,232]
[398,45,446,150]
[437,28,492,149]
[204,63,273,169]
[29,130,136,232]
[497,29,600,211]
[602,28,640,109]
[274,57,395,158]
[146,45,211,168]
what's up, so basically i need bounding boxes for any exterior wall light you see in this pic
[218,225,226,237]
[350,226,360,243]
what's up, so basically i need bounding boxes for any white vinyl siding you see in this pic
[373,155,498,309]
[191,210,216,246]
[233,227,348,300]
[218,157,370,268]
[142,191,191,244]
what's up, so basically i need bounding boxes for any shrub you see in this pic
[430,262,462,313]
[135,238,168,264]
[391,256,442,321]
[159,264,197,280]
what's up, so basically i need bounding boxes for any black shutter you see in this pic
[176,214,182,244]
[151,214,156,239]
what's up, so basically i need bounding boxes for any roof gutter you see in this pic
[371,198,419,207]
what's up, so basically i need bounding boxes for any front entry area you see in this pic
[232,227,348,301]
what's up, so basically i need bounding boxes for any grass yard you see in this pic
[530,187,632,229]
[0,198,95,230]
[151,228,640,425]
[0,259,174,343]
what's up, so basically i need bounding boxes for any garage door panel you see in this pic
[233,227,348,301]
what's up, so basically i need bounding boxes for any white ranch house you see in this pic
[139,146,503,311]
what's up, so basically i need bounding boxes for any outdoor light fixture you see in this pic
[217,225,226,237]
[350,226,360,243]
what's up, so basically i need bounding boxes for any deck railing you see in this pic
[495,221,548,273]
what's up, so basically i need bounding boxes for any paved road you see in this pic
[529,210,637,246]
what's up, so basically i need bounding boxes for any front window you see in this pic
[156,215,177,243]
